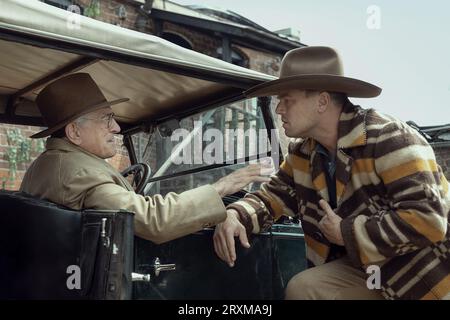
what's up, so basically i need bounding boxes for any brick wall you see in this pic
[163,21,221,56]
[433,145,450,180]
[0,125,46,190]
[237,46,282,76]
[75,0,142,31]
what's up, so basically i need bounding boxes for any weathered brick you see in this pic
[0,160,10,169]
[0,133,7,146]
[434,146,450,180]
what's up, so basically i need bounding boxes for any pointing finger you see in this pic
[319,199,334,214]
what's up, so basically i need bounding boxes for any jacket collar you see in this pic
[45,138,134,191]
[46,138,110,163]
[298,100,368,156]
[336,100,368,150]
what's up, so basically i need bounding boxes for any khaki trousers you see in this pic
[285,257,384,300]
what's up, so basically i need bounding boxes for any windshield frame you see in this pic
[123,96,282,189]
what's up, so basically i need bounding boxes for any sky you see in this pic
[172,0,450,126]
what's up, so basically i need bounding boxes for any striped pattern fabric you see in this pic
[228,101,450,300]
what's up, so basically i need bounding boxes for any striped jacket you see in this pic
[229,101,450,300]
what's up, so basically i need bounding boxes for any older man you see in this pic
[20,73,270,244]
[213,46,450,300]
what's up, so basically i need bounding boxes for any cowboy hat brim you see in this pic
[244,74,382,98]
[30,97,129,139]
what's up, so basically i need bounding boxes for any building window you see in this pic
[42,0,84,14]
[217,47,248,68]
[43,0,71,10]
[161,32,193,50]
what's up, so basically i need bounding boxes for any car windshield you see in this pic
[131,98,277,196]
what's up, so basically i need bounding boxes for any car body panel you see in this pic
[133,223,305,300]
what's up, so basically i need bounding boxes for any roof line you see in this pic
[149,8,305,53]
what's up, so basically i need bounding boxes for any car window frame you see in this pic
[122,96,282,187]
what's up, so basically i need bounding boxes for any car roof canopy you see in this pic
[0,0,275,129]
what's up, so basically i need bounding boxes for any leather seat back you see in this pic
[0,191,134,299]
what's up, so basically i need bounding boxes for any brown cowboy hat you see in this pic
[244,46,381,98]
[30,73,129,139]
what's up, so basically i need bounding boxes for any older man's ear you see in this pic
[65,122,82,145]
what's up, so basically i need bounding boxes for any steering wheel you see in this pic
[121,163,151,195]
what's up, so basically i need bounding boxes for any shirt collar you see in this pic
[315,143,329,157]
[45,138,106,162]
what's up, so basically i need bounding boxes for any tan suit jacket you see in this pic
[20,138,226,243]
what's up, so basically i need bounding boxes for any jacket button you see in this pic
[313,231,324,241]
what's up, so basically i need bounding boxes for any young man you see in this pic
[21,73,270,244]
[213,46,450,300]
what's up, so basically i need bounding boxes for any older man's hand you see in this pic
[213,209,250,267]
[212,160,274,197]
[318,199,345,246]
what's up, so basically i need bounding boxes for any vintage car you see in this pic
[0,0,306,299]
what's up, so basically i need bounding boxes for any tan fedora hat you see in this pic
[30,73,129,139]
[244,46,381,98]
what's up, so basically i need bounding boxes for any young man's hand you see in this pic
[318,199,345,246]
[213,209,250,267]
